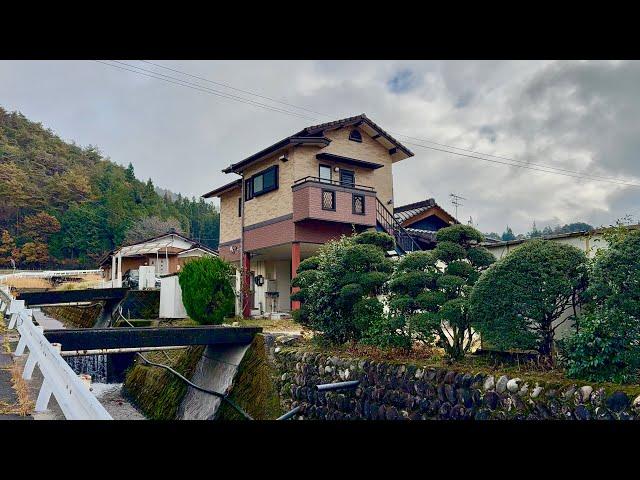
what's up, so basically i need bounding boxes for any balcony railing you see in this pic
[292,176,376,192]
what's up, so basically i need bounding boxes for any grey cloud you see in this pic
[0,60,638,235]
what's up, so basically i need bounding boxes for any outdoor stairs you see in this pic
[375,198,421,256]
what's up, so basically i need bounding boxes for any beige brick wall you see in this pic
[216,125,397,246]
[243,150,294,227]
[292,127,395,208]
[220,188,242,244]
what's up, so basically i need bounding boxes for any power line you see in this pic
[139,60,331,119]
[95,60,640,188]
[399,138,640,187]
[132,61,639,186]
[94,61,318,122]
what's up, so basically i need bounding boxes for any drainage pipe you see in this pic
[60,346,187,357]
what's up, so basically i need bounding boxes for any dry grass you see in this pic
[229,316,309,335]
[53,277,104,291]
[0,273,104,291]
[0,322,34,416]
[0,277,51,290]
[0,361,35,416]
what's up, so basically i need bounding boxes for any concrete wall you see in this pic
[485,232,610,260]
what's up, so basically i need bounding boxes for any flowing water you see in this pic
[30,307,144,419]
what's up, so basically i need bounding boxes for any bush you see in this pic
[178,256,236,325]
[354,231,396,251]
[291,231,394,344]
[470,240,587,360]
[387,224,493,359]
[560,231,640,382]
[560,308,640,383]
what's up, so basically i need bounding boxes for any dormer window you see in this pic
[349,129,362,143]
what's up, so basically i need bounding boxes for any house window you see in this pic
[238,197,242,217]
[319,164,332,183]
[353,194,365,215]
[349,129,362,143]
[245,165,279,200]
[339,169,355,187]
[322,189,336,211]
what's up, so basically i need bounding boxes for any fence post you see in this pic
[35,379,53,412]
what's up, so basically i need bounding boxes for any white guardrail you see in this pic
[0,284,112,420]
[0,269,103,281]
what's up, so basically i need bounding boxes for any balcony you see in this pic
[292,176,377,227]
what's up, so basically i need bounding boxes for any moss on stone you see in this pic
[123,346,204,420]
[41,305,102,328]
[216,335,283,420]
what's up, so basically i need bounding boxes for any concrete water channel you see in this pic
[26,309,146,420]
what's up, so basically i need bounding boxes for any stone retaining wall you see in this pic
[274,349,640,420]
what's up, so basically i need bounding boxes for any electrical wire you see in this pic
[104,60,640,188]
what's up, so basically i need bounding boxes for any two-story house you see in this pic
[203,114,437,318]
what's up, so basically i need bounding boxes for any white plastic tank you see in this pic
[159,274,188,319]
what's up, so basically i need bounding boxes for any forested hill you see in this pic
[0,107,219,268]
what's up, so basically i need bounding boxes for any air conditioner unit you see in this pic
[266,279,278,293]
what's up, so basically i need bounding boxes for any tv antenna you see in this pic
[449,193,467,220]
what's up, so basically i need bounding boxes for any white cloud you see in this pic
[0,59,638,234]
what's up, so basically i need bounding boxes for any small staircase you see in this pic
[375,199,422,255]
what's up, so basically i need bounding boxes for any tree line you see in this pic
[0,108,220,269]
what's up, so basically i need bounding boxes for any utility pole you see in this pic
[449,193,467,220]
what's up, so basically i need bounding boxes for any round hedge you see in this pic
[178,256,236,324]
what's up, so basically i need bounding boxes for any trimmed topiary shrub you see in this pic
[178,256,235,325]
[387,225,493,358]
[291,231,394,344]
[470,240,588,361]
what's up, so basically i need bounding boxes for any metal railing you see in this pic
[292,176,376,192]
[375,199,422,253]
[0,269,103,282]
[0,285,112,420]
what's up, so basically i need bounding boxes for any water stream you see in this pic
[31,307,143,418]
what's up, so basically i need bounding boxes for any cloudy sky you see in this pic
[1,60,639,234]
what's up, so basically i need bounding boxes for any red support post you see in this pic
[291,242,301,311]
[242,252,251,318]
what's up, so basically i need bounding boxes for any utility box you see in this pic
[159,274,188,319]
[139,265,156,290]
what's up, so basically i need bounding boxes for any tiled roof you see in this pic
[221,114,414,174]
[393,198,457,225]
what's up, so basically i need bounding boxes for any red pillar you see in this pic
[242,251,251,318]
[291,242,301,311]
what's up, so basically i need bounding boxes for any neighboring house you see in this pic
[99,230,218,287]
[392,198,458,250]
[482,224,640,260]
[203,114,428,317]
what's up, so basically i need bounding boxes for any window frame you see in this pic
[352,193,365,215]
[349,129,362,143]
[319,164,332,183]
[339,169,355,187]
[238,197,242,217]
[321,189,336,211]
[244,165,279,201]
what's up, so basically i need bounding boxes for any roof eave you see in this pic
[222,137,331,174]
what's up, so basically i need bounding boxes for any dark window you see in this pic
[349,129,362,143]
[245,165,279,200]
[238,197,242,217]
[353,194,365,215]
[340,169,355,187]
[319,164,332,183]
[322,189,336,211]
